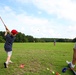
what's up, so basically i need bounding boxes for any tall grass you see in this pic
[0,42,74,75]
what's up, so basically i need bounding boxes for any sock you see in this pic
[71,62,75,68]
[5,61,8,64]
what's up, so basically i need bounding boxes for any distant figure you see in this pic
[54,39,56,46]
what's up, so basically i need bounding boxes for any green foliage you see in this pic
[0,31,74,42]
[26,35,34,42]
[0,36,5,42]
[72,37,76,42]
[15,32,28,42]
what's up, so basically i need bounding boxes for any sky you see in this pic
[0,0,76,39]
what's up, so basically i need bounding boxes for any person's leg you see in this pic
[4,51,12,68]
[72,48,76,65]
[66,43,76,68]
[70,43,76,68]
[72,43,76,64]
[54,42,55,46]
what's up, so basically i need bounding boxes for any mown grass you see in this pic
[0,42,75,75]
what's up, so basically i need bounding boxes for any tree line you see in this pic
[0,31,76,43]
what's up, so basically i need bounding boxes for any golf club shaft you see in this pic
[0,17,6,28]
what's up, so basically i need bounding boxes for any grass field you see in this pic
[0,42,75,75]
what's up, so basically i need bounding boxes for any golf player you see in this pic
[66,43,76,68]
[4,25,18,68]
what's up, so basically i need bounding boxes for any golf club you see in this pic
[0,16,7,29]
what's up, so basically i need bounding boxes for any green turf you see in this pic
[0,42,75,75]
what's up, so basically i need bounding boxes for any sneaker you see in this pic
[66,61,71,64]
[4,62,8,68]
[9,60,13,64]
[66,61,75,68]
[68,63,74,69]
[66,60,75,69]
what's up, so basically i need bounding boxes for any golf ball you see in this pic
[52,71,55,74]
[47,68,49,70]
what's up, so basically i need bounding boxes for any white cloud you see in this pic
[69,25,76,31]
[32,0,76,21]
[11,0,76,21]
[4,6,12,12]
[38,11,42,14]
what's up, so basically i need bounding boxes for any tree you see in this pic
[26,35,34,42]
[0,36,5,42]
[15,32,28,42]
[0,31,74,43]
[72,38,76,42]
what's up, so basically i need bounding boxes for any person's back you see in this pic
[4,34,15,51]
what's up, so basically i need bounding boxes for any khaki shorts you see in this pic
[74,43,76,49]
[6,51,12,56]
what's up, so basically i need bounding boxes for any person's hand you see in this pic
[4,25,8,30]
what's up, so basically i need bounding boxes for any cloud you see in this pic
[0,6,54,38]
[33,0,76,21]
[13,0,76,21]
[38,11,42,14]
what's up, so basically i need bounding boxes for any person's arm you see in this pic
[4,25,11,35]
[4,30,8,36]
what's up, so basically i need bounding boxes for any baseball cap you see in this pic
[11,29,18,35]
